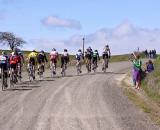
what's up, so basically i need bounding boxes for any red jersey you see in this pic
[10,55,19,64]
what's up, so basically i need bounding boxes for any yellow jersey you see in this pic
[28,52,38,59]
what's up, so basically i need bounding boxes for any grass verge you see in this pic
[122,68,160,125]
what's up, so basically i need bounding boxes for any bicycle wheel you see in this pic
[1,68,5,91]
[39,65,43,79]
[52,63,56,77]
[10,69,14,88]
[17,63,22,82]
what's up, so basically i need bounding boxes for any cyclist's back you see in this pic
[28,50,37,66]
[37,51,48,64]
[10,52,19,70]
[0,51,8,71]
[85,48,93,60]
[102,45,111,59]
[76,49,83,61]
[50,49,58,64]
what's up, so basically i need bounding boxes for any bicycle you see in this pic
[92,60,97,73]
[10,67,18,88]
[76,60,81,75]
[28,63,35,82]
[38,63,44,80]
[86,59,91,73]
[102,58,109,72]
[50,62,56,77]
[17,63,22,82]
[1,67,8,91]
[61,62,67,77]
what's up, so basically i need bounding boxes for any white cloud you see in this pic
[42,16,82,30]
[22,20,160,55]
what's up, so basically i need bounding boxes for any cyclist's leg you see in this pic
[61,58,64,73]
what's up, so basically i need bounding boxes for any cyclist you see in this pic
[27,50,38,80]
[50,48,59,74]
[75,49,83,73]
[92,50,100,70]
[61,49,69,74]
[14,48,24,78]
[85,47,93,72]
[102,45,111,70]
[37,50,48,74]
[0,51,9,88]
[9,52,19,83]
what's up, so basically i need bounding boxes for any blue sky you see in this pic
[0,0,160,54]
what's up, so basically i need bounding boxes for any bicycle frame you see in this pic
[62,62,67,77]
[50,62,56,77]
[28,63,35,82]
[1,67,8,91]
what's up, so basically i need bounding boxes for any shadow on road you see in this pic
[4,88,32,91]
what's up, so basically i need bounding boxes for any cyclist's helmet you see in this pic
[32,50,36,52]
[88,46,91,50]
[95,50,98,52]
[2,51,6,55]
[11,52,15,56]
[105,45,109,48]
[78,49,82,52]
[41,50,44,53]
[52,48,56,51]
[64,49,68,52]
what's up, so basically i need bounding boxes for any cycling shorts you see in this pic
[0,63,8,71]
[29,57,36,66]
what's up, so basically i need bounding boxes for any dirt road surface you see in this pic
[0,61,159,130]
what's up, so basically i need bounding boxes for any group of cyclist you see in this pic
[0,45,111,88]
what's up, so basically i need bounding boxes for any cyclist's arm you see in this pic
[44,54,48,62]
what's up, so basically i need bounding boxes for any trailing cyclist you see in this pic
[14,48,24,79]
[27,50,38,80]
[50,48,59,75]
[75,49,83,74]
[0,51,9,88]
[85,47,93,72]
[61,49,69,75]
[9,52,19,83]
[92,50,100,71]
[37,50,48,75]
[102,45,111,71]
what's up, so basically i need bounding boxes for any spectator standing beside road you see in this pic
[131,53,142,90]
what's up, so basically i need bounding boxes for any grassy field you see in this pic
[141,57,160,104]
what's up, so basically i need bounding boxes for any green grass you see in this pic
[141,57,160,105]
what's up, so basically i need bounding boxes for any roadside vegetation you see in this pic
[123,56,160,125]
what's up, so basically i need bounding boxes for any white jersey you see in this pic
[50,51,58,56]
[50,51,58,60]
[0,55,7,61]
[62,52,69,57]
[76,52,83,60]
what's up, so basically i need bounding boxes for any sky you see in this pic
[0,0,160,54]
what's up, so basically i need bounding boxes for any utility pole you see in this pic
[82,37,85,56]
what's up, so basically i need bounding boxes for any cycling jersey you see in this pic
[10,55,18,65]
[28,52,38,59]
[50,51,58,61]
[37,53,48,64]
[85,50,92,60]
[61,52,69,68]
[76,52,83,61]
[0,55,7,64]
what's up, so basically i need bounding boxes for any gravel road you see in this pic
[0,61,159,130]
